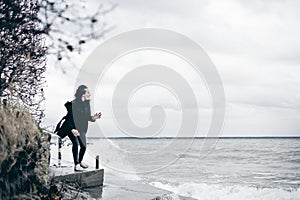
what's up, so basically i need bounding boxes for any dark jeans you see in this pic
[68,132,87,165]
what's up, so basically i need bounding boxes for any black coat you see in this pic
[56,100,95,138]
[65,99,95,134]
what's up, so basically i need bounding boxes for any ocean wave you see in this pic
[149,181,300,200]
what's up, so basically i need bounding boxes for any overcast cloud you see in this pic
[43,0,300,137]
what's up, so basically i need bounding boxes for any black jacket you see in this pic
[64,99,95,134]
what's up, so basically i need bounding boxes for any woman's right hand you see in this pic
[71,129,80,136]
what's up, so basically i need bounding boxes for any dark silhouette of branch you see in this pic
[0,0,116,123]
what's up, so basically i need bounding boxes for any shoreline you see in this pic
[49,134,196,199]
[49,165,196,200]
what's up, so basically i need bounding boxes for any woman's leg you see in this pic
[68,133,80,165]
[78,133,87,163]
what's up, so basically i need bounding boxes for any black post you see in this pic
[2,99,7,107]
[58,137,62,167]
[96,155,99,169]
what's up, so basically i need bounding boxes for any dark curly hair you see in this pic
[74,85,88,100]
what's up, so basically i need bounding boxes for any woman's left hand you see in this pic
[92,112,101,120]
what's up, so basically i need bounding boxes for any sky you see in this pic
[43,0,300,137]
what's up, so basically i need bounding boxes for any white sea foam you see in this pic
[87,138,141,181]
[149,181,300,200]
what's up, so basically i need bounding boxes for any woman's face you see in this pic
[82,88,91,101]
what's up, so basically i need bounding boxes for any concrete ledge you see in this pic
[54,169,104,188]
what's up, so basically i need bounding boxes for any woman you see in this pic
[64,85,101,171]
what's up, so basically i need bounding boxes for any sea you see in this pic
[51,137,300,200]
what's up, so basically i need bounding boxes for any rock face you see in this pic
[0,105,50,199]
